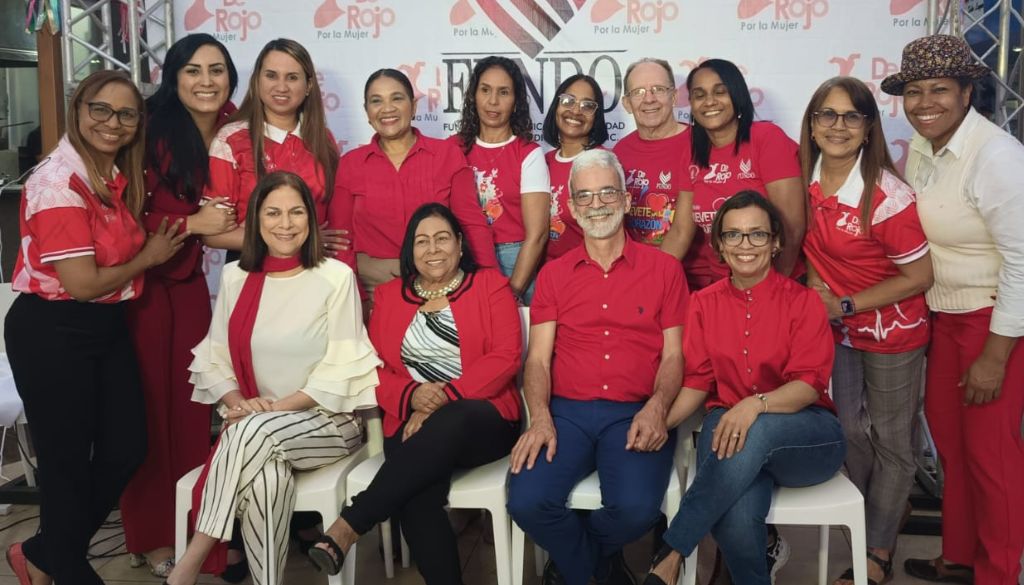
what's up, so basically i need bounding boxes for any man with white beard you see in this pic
[507,149,690,585]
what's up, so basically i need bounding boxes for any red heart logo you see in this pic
[647,193,668,213]
[591,0,624,23]
[450,0,476,25]
[737,0,772,19]
[314,0,344,28]
[184,0,214,30]
[890,0,924,15]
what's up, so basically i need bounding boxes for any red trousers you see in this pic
[119,272,213,553]
[926,309,1024,585]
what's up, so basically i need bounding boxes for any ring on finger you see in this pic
[731,432,741,438]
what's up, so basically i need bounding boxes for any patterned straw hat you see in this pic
[880,34,990,96]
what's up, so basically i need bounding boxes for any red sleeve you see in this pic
[676,136,694,191]
[327,162,358,272]
[142,211,190,234]
[658,258,689,329]
[450,165,498,268]
[529,263,558,325]
[369,287,418,422]
[206,135,241,209]
[682,295,715,391]
[755,124,801,184]
[443,272,522,401]
[32,207,95,263]
[783,289,834,395]
[871,185,930,264]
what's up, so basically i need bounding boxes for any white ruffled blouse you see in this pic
[189,258,381,413]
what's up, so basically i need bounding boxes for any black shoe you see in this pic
[308,534,346,576]
[542,559,568,585]
[643,544,683,585]
[220,556,248,584]
[597,551,637,585]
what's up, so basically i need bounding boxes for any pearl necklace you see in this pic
[414,270,465,300]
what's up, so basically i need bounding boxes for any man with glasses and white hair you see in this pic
[507,149,689,585]
[614,58,695,261]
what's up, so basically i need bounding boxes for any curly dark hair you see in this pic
[455,56,534,154]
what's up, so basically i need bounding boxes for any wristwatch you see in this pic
[839,296,856,317]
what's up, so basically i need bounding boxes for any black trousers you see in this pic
[342,399,518,585]
[4,294,147,584]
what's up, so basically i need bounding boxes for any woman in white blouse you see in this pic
[163,171,380,585]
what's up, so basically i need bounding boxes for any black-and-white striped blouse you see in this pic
[400,307,462,383]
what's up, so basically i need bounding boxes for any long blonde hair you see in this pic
[231,38,338,203]
[66,70,147,215]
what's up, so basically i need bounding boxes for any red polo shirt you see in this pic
[803,166,930,353]
[206,120,331,221]
[683,270,835,412]
[531,236,689,402]
[328,129,497,267]
[544,148,587,260]
[12,137,145,302]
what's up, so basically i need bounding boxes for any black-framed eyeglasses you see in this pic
[721,230,772,247]
[624,85,674,101]
[557,93,599,114]
[86,102,141,127]
[812,109,868,129]
[572,187,625,206]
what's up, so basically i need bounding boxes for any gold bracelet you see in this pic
[754,393,768,413]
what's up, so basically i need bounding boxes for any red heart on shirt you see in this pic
[647,193,668,213]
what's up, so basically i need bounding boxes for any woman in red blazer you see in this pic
[309,202,521,585]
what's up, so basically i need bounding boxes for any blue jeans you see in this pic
[495,241,535,304]
[664,406,846,585]
[507,398,675,585]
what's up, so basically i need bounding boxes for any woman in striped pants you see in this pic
[163,171,380,585]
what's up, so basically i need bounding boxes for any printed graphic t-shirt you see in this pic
[614,128,692,247]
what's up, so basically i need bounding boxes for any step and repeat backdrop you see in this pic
[173,0,931,290]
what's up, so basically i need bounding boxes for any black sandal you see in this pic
[642,543,685,585]
[837,550,894,585]
[308,534,346,576]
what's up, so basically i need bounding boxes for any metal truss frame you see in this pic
[930,0,1024,139]
[59,0,175,95]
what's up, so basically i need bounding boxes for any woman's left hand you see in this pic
[711,398,762,459]
[321,222,351,256]
[223,397,276,426]
[402,411,431,442]
[961,351,1007,405]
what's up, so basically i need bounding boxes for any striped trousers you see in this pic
[194,409,363,585]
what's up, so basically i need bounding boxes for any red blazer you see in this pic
[369,268,522,437]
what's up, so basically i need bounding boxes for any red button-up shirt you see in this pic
[683,269,835,412]
[531,236,689,402]
[328,129,497,267]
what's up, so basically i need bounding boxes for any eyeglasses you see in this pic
[86,102,141,127]
[572,187,625,206]
[624,85,674,101]
[812,109,868,129]
[557,93,599,115]
[720,230,772,247]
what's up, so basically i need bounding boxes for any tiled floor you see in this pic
[0,503,963,585]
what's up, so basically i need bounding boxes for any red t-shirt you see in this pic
[613,128,693,247]
[206,120,332,221]
[803,167,930,353]
[531,236,689,402]
[683,270,835,412]
[460,136,550,245]
[12,137,145,302]
[544,148,589,260]
[329,130,497,268]
[686,122,801,289]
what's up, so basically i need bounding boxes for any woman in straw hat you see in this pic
[881,34,1024,585]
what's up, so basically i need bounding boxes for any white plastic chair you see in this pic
[510,412,702,585]
[342,307,531,585]
[682,434,868,585]
[0,286,35,488]
[174,409,384,585]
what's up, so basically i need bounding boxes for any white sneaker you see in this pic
[765,529,790,584]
